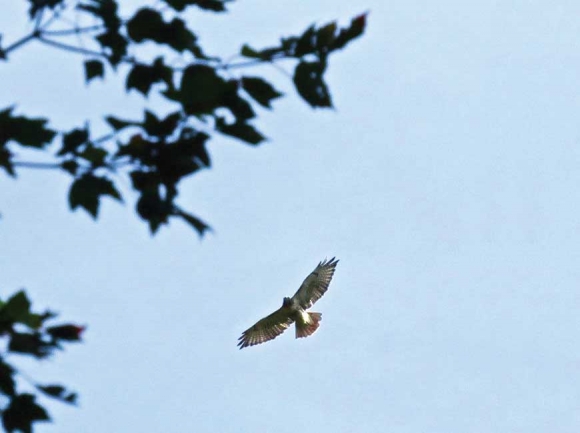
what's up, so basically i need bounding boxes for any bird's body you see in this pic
[280,296,321,338]
[238,257,338,349]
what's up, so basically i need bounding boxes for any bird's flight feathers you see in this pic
[237,306,294,349]
[291,257,339,309]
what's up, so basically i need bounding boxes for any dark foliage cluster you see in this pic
[0,290,83,432]
[1,0,367,235]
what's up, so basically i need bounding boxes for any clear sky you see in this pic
[1,1,580,432]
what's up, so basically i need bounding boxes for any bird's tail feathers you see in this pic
[295,312,322,339]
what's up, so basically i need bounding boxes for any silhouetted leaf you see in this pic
[77,0,121,31]
[37,385,77,405]
[224,89,255,121]
[126,65,156,96]
[84,59,104,83]
[242,77,283,108]
[126,58,173,96]
[58,127,89,156]
[293,60,332,108]
[36,310,59,325]
[143,110,181,138]
[159,111,182,137]
[0,290,43,331]
[152,131,210,183]
[316,22,338,49]
[215,117,265,145]
[96,30,128,66]
[157,147,198,183]
[8,332,54,359]
[0,107,56,148]
[179,127,210,166]
[1,291,31,323]
[0,148,14,176]
[69,174,122,218]
[130,170,160,192]
[46,324,85,341]
[21,312,48,330]
[28,0,63,19]
[77,0,123,64]
[136,189,171,234]
[126,8,163,42]
[240,44,263,59]
[0,361,16,397]
[105,116,138,131]
[177,65,230,114]
[164,18,202,55]
[2,393,50,432]
[163,0,230,12]
[127,8,204,56]
[117,135,157,164]
[143,110,160,136]
[175,209,210,236]
[61,160,79,176]
[331,12,368,51]
[237,13,367,67]
[79,146,108,166]
[295,25,316,57]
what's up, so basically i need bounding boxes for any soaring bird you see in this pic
[238,257,339,349]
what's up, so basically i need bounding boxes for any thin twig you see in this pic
[42,25,105,36]
[9,363,38,389]
[268,60,293,79]
[1,33,39,59]
[92,132,116,145]
[38,4,65,32]
[37,35,106,58]
[221,54,292,71]
[34,9,45,31]
[221,58,266,70]
[222,56,294,80]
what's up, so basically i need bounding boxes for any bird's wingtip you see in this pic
[320,256,339,266]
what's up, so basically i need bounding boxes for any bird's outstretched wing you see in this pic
[291,257,339,309]
[238,306,294,349]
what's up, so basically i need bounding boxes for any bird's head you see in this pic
[282,297,292,307]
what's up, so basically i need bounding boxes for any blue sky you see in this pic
[2,1,580,432]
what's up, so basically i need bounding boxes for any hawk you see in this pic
[238,257,339,349]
